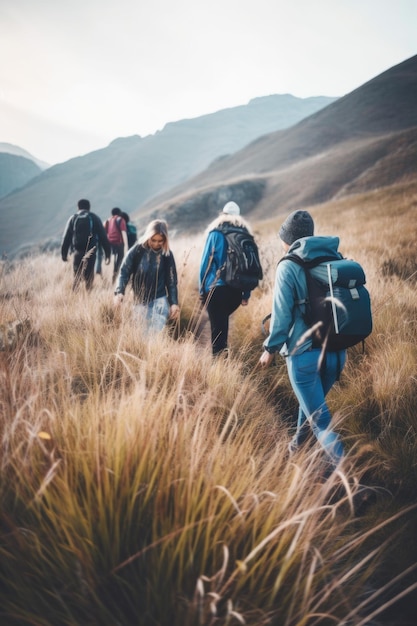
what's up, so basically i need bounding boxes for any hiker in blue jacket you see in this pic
[114,219,179,333]
[199,201,253,356]
[259,210,346,472]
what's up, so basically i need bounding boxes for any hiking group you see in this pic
[61,199,372,475]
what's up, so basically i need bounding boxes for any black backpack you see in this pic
[72,211,95,252]
[281,254,373,351]
[216,225,263,291]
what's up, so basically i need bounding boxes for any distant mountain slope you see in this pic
[0,143,50,170]
[0,95,336,256]
[0,153,42,199]
[142,54,417,229]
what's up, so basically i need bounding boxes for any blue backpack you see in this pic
[126,222,137,248]
[285,254,373,350]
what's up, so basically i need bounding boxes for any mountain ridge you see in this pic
[141,54,417,230]
[0,94,337,256]
[0,142,50,170]
[2,55,417,257]
[0,152,43,200]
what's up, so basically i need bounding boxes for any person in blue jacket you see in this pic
[259,210,347,472]
[199,201,253,356]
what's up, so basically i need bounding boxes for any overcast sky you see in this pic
[0,0,416,165]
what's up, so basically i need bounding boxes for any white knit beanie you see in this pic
[222,201,240,216]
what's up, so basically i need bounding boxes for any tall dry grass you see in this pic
[1,183,417,625]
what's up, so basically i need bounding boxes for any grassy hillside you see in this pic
[141,128,417,232]
[142,55,417,231]
[1,179,417,625]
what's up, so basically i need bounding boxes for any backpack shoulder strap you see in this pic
[201,240,217,293]
[213,225,228,237]
[278,253,305,268]
[278,253,339,269]
[261,313,272,336]
[214,224,247,236]
[89,213,95,241]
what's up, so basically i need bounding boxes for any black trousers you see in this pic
[73,250,96,291]
[111,243,125,282]
[206,286,242,355]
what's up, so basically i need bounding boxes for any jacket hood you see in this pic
[288,236,340,262]
[205,212,253,235]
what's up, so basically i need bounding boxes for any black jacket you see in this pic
[115,243,178,305]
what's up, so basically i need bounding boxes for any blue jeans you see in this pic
[287,348,346,466]
[133,296,170,333]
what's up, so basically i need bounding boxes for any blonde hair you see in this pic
[205,212,253,235]
[139,219,170,255]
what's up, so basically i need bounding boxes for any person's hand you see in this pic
[169,304,180,320]
[105,257,111,265]
[241,299,249,306]
[259,350,275,368]
[62,256,67,262]
[114,293,124,306]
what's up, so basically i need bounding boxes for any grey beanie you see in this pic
[279,210,314,245]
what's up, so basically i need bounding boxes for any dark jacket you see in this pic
[61,210,110,261]
[115,243,178,305]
